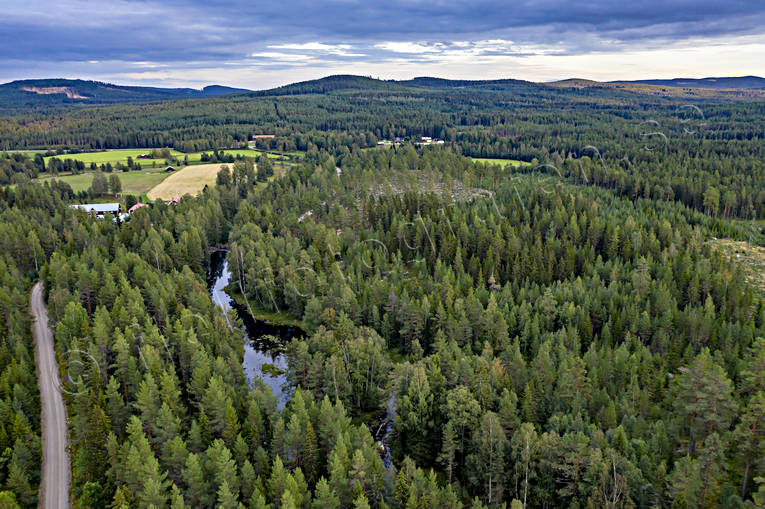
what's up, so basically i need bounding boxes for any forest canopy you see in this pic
[0,76,764,509]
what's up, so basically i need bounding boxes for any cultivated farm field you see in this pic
[146,163,224,200]
[43,149,186,166]
[42,148,278,167]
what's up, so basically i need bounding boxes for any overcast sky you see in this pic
[2,0,765,89]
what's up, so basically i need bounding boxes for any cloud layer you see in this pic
[2,0,765,88]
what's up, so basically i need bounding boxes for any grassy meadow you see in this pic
[470,157,531,167]
[35,168,171,194]
[43,149,186,166]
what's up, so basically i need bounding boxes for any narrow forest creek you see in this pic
[207,249,299,409]
[207,249,396,467]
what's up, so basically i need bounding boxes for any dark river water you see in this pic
[207,250,304,409]
[208,250,395,467]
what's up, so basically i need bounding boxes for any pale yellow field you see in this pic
[147,163,225,200]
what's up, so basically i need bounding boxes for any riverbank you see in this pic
[225,285,305,329]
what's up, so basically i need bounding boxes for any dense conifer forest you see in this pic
[0,76,763,508]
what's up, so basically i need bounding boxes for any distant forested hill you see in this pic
[247,75,405,96]
[0,78,249,108]
[615,76,765,89]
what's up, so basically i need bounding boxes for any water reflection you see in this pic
[208,250,303,409]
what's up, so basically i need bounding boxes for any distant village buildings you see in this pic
[376,136,445,146]
[417,136,445,145]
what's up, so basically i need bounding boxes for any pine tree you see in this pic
[182,453,211,507]
[511,423,538,509]
[112,485,133,509]
[241,460,257,502]
[393,468,410,509]
[217,480,240,509]
[353,493,371,509]
[303,421,320,486]
[444,385,480,465]
[312,478,340,509]
[556,432,590,502]
[438,421,458,483]
[137,455,170,509]
[207,439,240,499]
[249,488,270,509]
[328,436,352,507]
[269,456,289,504]
[735,392,765,499]
[673,348,736,455]
[742,338,765,395]
[169,484,186,509]
[468,412,507,506]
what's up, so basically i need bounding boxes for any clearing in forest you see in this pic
[710,238,765,295]
[470,157,530,167]
[147,163,224,200]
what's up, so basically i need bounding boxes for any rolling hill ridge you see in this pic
[0,78,249,108]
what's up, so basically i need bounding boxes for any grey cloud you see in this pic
[1,0,764,84]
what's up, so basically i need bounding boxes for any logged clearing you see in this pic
[21,86,87,99]
[147,163,224,200]
[710,238,765,295]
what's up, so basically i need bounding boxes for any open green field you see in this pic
[43,149,186,166]
[42,148,299,167]
[182,149,262,163]
[35,168,171,194]
[2,151,41,156]
[247,148,305,159]
[470,157,531,167]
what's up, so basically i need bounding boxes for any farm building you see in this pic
[70,203,120,219]
[252,134,275,140]
[128,202,148,214]
[417,137,445,146]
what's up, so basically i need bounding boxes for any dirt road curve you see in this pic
[30,282,70,509]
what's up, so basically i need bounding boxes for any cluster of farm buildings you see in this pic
[70,196,179,220]
[377,136,445,146]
